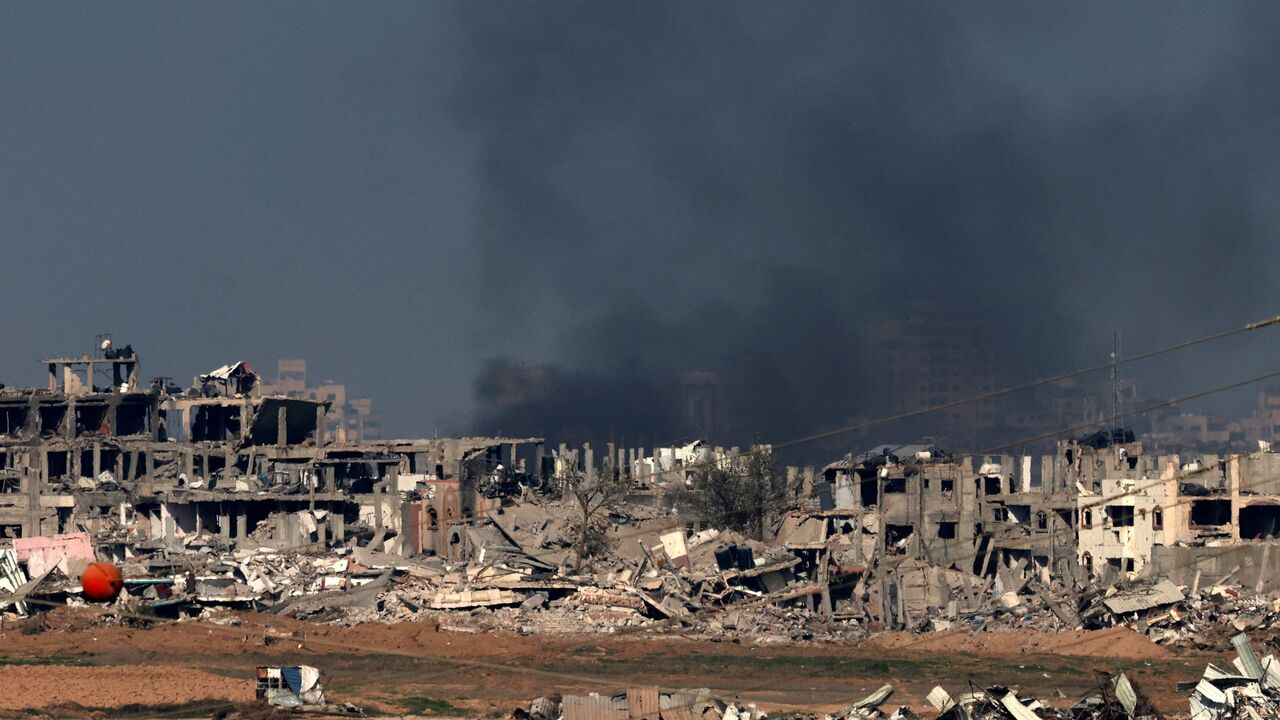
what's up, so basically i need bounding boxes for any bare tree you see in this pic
[684,448,787,540]
[560,464,631,566]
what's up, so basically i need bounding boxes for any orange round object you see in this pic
[81,562,124,603]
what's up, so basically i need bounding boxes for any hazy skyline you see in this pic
[3,3,1279,452]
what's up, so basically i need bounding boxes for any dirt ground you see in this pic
[0,608,1231,718]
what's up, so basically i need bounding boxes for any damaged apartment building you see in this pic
[0,345,545,563]
[816,431,1280,600]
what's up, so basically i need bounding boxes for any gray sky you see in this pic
[0,3,485,434]
[2,3,1279,447]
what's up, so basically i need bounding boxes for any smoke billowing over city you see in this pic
[9,5,1280,715]
[3,3,1280,453]
[458,4,1280,455]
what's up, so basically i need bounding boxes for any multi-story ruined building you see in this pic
[0,346,542,560]
[818,443,1079,586]
[812,431,1280,596]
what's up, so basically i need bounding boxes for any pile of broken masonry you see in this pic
[10,492,1280,652]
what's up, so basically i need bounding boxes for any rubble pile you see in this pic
[1187,633,1280,719]
[15,496,1280,651]
[1078,579,1280,651]
[926,675,1162,720]
[510,673,1166,720]
[11,436,1280,652]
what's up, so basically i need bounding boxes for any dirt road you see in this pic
[0,608,1224,718]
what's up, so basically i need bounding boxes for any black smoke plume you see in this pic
[456,4,1280,460]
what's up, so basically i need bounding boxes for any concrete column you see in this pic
[316,405,327,447]
[277,406,288,447]
[149,402,160,441]
[29,451,45,537]
[387,465,401,534]
[240,399,250,442]
[235,511,247,540]
[28,396,40,435]
[107,397,118,436]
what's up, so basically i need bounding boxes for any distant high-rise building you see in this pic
[1254,386,1280,441]
[258,359,380,442]
[863,304,997,429]
[274,359,308,398]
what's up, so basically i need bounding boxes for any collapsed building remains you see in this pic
[0,345,543,562]
[6,343,1280,672]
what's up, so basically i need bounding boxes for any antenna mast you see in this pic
[1110,329,1121,433]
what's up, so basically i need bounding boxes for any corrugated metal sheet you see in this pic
[627,687,660,720]
[926,686,955,712]
[0,549,28,614]
[850,684,894,710]
[1233,633,1265,679]
[660,708,700,720]
[1000,692,1041,720]
[562,695,628,720]
[1103,579,1185,614]
[1114,673,1137,714]
[662,689,713,712]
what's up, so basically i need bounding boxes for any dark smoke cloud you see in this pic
[456,4,1280,458]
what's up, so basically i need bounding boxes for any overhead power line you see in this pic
[777,312,1280,450]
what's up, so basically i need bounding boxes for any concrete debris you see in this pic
[512,677,1167,720]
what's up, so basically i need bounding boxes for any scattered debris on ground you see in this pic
[511,671,1169,720]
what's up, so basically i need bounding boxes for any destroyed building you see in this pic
[800,433,1280,628]
[10,341,1280,658]
[0,345,544,561]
